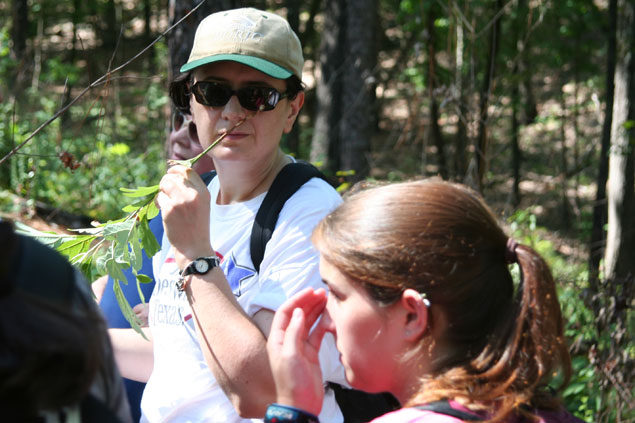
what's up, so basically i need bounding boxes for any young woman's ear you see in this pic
[400,288,429,342]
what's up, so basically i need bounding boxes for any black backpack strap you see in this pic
[250,162,327,273]
[328,382,399,423]
[416,401,484,421]
[200,170,217,185]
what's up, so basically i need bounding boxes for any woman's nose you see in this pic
[220,94,247,121]
[319,306,336,334]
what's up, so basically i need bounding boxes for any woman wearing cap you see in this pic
[265,180,585,423]
[110,7,346,423]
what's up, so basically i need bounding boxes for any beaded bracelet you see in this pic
[264,403,320,423]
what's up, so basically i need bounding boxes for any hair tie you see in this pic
[505,238,519,264]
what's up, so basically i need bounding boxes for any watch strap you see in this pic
[176,256,220,292]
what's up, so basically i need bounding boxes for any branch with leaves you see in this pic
[16,118,245,336]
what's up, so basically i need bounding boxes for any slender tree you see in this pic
[475,0,503,190]
[10,0,28,61]
[338,0,377,181]
[167,0,219,82]
[452,0,468,181]
[425,2,447,179]
[589,0,618,288]
[604,0,635,282]
[310,0,345,171]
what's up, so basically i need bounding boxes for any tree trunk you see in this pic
[520,3,537,125]
[338,0,377,182]
[453,3,467,181]
[11,0,28,60]
[604,0,635,282]
[167,0,223,82]
[102,0,118,53]
[511,68,521,208]
[298,0,322,60]
[589,0,617,289]
[510,0,529,207]
[426,4,447,179]
[310,0,345,171]
[144,0,155,71]
[283,0,301,156]
[475,0,503,191]
[559,93,571,230]
[9,0,29,98]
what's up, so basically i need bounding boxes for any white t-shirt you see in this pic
[140,175,346,423]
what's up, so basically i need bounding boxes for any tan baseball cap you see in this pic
[180,8,304,80]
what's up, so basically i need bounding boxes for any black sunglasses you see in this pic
[171,110,192,131]
[190,81,289,112]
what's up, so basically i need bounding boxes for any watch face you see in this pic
[194,259,209,273]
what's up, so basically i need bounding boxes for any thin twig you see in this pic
[0,0,209,167]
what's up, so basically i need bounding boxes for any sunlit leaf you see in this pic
[136,274,152,284]
[120,185,160,198]
[147,201,160,220]
[138,217,161,257]
[56,235,95,260]
[130,235,144,272]
[113,279,148,339]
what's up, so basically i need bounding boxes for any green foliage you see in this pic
[14,180,161,337]
[507,209,628,422]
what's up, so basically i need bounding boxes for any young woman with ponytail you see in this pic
[265,180,584,423]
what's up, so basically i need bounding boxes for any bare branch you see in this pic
[0,0,209,167]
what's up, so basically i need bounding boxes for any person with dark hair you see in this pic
[266,180,585,423]
[0,219,131,423]
[110,7,347,423]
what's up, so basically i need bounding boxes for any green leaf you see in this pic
[138,217,161,258]
[129,235,144,272]
[122,194,156,212]
[120,185,160,198]
[102,219,136,239]
[56,235,95,261]
[122,204,142,213]
[113,279,148,340]
[13,222,76,248]
[105,256,127,283]
[146,201,160,220]
[136,274,153,284]
[95,252,109,276]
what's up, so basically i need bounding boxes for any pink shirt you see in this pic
[370,402,585,423]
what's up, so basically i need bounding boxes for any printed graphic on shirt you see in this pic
[220,252,256,297]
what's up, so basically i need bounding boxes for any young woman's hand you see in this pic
[267,288,329,416]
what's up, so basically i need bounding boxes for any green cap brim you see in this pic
[180,54,293,79]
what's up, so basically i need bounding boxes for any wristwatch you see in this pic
[176,256,220,291]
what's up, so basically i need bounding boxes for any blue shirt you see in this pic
[99,213,162,422]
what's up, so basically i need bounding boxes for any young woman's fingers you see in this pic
[270,288,317,350]
[307,316,328,352]
[282,307,309,354]
[272,288,323,331]
[301,290,327,330]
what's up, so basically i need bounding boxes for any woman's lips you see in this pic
[219,132,248,142]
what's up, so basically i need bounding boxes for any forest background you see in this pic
[0,0,633,421]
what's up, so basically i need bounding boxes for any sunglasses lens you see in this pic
[238,87,279,111]
[172,112,184,130]
[192,82,284,111]
[193,82,232,107]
